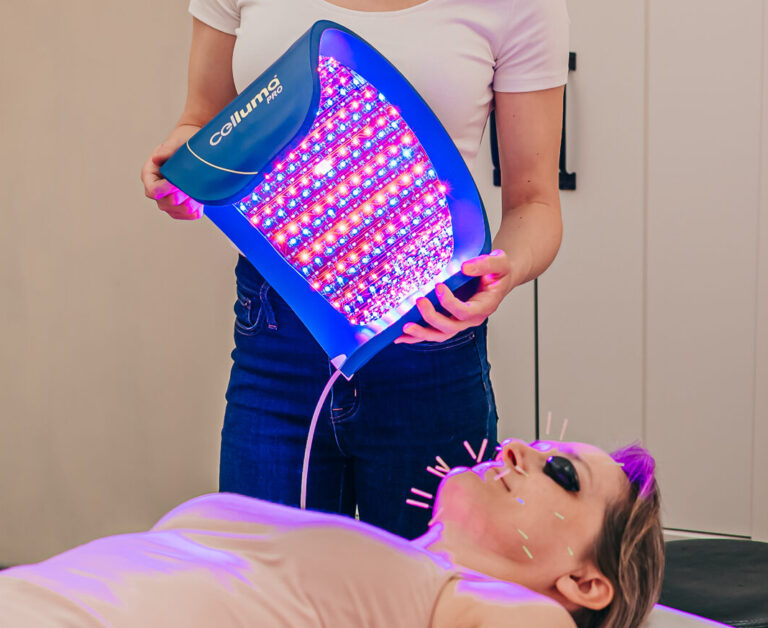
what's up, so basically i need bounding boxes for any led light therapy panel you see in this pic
[162,21,491,377]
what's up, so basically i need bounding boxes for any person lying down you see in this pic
[0,439,664,628]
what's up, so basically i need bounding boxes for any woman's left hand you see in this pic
[394,249,521,344]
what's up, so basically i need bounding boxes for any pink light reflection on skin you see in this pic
[452,578,545,605]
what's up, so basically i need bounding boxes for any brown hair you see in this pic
[573,443,665,628]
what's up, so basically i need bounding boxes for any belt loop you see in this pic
[259,282,278,330]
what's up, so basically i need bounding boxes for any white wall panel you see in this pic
[751,1,768,542]
[645,0,763,535]
[538,0,647,452]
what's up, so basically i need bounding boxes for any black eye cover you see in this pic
[544,455,580,492]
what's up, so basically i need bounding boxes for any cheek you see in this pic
[525,505,602,569]
[509,482,577,559]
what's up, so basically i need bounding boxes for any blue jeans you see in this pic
[220,256,499,539]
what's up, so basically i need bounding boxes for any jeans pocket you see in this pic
[402,326,476,352]
[234,285,264,336]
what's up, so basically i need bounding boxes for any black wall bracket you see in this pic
[559,52,577,191]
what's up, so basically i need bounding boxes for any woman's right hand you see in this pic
[141,124,204,220]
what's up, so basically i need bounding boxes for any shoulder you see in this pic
[432,577,575,628]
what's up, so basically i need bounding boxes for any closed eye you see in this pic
[543,455,580,492]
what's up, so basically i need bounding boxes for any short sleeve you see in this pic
[492,0,570,93]
[189,0,240,35]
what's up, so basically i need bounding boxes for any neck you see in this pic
[411,523,520,581]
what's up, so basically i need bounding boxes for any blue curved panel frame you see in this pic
[162,21,491,377]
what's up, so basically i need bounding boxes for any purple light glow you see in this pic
[234,56,454,326]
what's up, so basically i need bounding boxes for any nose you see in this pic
[497,438,545,473]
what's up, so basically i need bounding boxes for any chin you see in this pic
[434,467,486,522]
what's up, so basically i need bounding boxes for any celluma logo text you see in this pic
[209,76,283,146]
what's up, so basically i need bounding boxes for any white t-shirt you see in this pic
[188,0,570,169]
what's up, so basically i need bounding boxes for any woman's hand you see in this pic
[141,18,238,220]
[394,249,522,344]
[141,124,204,220]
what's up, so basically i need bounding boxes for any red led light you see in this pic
[233,55,455,326]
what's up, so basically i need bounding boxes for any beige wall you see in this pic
[0,1,237,563]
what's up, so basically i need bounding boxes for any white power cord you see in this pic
[300,367,343,509]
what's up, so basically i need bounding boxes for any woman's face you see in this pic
[433,439,628,593]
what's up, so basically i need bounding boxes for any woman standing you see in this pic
[141,0,569,538]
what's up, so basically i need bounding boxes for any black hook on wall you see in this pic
[559,52,577,190]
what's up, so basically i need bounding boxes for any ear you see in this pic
[554,564,615,611]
